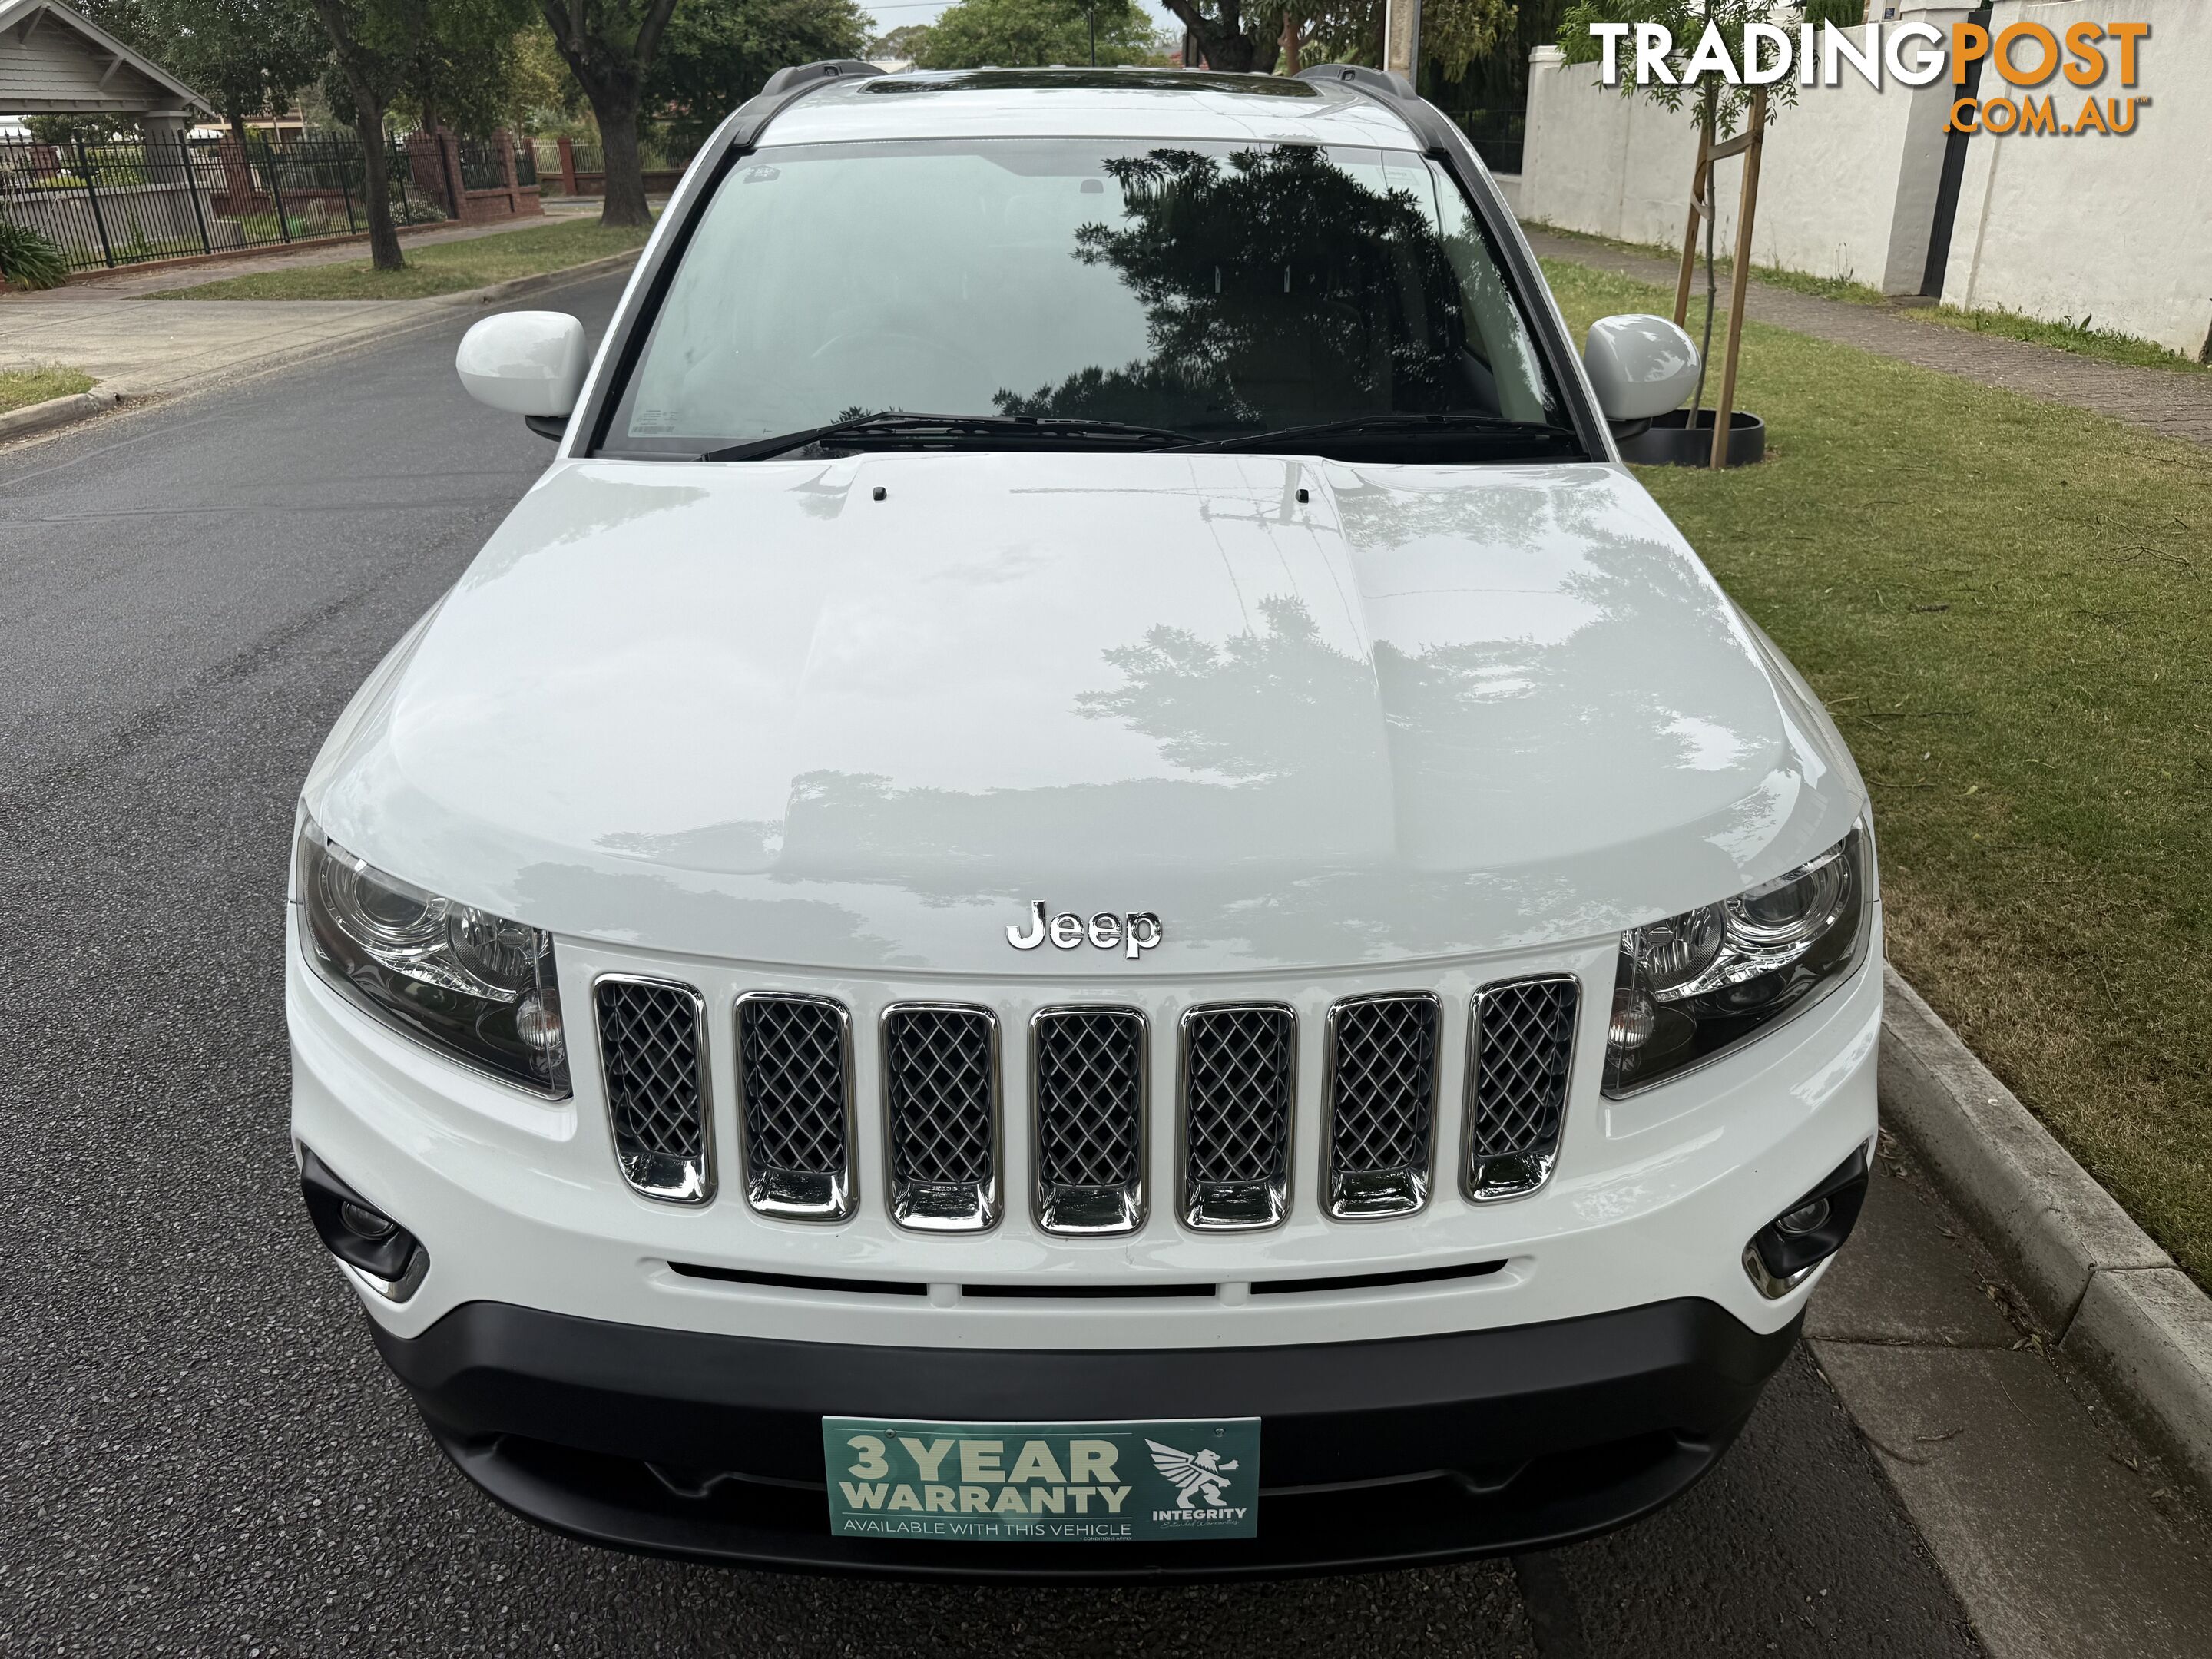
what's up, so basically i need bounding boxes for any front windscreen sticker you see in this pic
[821,1416,1260,1542]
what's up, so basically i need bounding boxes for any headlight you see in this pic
[1604,825,1869,1096]
[295,814,570,1097]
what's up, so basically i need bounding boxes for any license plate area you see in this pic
[822,1416,1260,1542]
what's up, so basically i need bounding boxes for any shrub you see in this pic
[0,217,70,289]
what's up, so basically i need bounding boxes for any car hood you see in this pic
[306,452,1866,975]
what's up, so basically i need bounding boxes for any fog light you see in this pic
[1777,1197,1830,1235]
[299,1147,428,1302]
[1743,1147,1869,1300]
[339,1200,396,1240]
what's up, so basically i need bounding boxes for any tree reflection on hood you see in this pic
[995,145,1482,432]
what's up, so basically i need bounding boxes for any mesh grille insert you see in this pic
[1033,1008,1144,1233]
[1181,1005,1294,1229]
[884,1005,998,1229]
[736,994,852,1217]
[1326,993,1438,1217]
[596,978,710,1202]
[1466,976,1578,1199]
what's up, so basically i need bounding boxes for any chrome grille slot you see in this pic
[1179,1003,1295,1230]
[1324,992,1439,1218]
[1031,1007,1145,1234]
[1465,975,1578,1200]
[734,992,854,1220]
[595,976,712,1204]
[882,1004,999,1231]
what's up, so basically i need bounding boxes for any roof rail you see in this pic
[1293,61,1469,161]
[760,58,884,98]
[1293,63,1416,101]
[725,58,885,149]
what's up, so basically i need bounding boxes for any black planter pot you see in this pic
[1618,409,1767,468]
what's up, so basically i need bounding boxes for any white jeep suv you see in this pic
[288,61,1878,1577]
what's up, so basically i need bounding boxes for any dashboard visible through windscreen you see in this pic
[601,136,1584,464]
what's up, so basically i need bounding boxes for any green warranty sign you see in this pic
[822,1416,1260,1543]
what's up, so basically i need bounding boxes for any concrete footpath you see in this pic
[0,204,631,420]
[1806,1123,2212,1658]
[1522,228,2212,450]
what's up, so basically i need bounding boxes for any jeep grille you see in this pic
[595,976,711,1204]
[735,992,853,1220]
[1031,1007,1145,1233]
[1465,976,1578,1200]
[1180,1004,1295,1230]
[1324,992,1439,1218]
[883,1005,998,1231]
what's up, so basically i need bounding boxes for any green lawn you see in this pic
[149,218,651,302]
[1542,257,2212,1286]
[0,366,95,414]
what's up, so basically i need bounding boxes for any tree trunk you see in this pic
[351,87,405,271]
[1162,0,1280,75]
[1280,12,1302,74]
[594,90,651,228]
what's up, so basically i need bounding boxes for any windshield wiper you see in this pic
[1170,412,1580,455]
[705,412,1192,462]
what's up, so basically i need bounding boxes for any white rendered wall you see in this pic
[1519,9,1969,296]
[1940,0,2211,358]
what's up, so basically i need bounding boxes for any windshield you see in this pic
[604,137,1580,462]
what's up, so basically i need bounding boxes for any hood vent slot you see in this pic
[735,992,856,1221]
[1323,992,1439,1219]
[1031,1006,1146,1234]
[595,975,714,1204]
[883,1004,1000,1231]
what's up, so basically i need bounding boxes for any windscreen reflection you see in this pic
[611,139,1569,453]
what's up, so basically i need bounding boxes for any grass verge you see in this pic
[150,219,652,302]
[0,366,95,415]
[1906,303,2207,374]
[1542,255,2212,1286]
[1528,219,2205,372]
[1527,220,1889,306]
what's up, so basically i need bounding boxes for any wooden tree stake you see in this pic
[1710,86,1768,470]
[1674,108,1714,329]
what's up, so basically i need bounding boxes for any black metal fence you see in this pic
[0,128,540,275]
[1441,109,1526,175]
[455,135,508,193]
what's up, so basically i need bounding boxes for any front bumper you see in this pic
[380,1294,1798,1579]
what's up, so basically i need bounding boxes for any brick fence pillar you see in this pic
[557,134,578,197]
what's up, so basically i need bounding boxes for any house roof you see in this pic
[0,0,211,117]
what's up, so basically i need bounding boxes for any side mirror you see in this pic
[455,311,588,433]
[1583,314,1700,422]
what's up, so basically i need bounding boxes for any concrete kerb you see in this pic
[1880,962,2212,1503]
[0,386,119,442]
[0,249,641,450]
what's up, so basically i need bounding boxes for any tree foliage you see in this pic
[649,0,871,149]
[1558,0,1800,130]
[913,0,1165,71]
[1159,0,1518,81]
[391,0,535,133]
[66,0,329,132]
[997,144,1479,428]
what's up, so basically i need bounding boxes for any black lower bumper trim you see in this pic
[373,1297,1799,1580]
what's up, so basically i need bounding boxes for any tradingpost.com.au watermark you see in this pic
[1591,18,2151,135]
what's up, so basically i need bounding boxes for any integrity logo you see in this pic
[1591,16,2151,135]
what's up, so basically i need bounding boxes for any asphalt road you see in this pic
[0,272,1980,1657]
